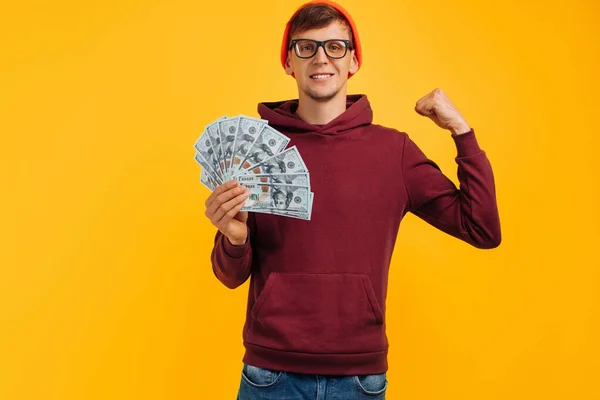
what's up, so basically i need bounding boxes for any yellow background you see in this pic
[1,0,598,399]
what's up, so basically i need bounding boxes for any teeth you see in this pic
[311,74,331,79]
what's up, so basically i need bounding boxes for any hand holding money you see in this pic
[204,180,250,245]
[194,115,314,220]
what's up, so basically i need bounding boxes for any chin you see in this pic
[304,87,342,103]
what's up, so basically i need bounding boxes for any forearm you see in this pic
[211,230,252,289]
[453,134,501,248]
[436,130,501,247]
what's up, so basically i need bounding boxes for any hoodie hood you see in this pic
[257,94,372,136]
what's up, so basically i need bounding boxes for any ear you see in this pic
[285,51,294,76]
[349,50,359,75]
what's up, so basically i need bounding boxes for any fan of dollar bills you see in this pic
[194,115,313,220]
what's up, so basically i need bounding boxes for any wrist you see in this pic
[451,123,471,136]
[227,235,247,246]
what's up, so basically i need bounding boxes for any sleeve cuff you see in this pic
[222,233,250,258]
[452,129,482,157]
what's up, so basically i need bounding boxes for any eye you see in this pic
[325,41,347,54]
[295,40,316,54]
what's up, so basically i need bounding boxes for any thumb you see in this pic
[415,95,437,116]
[235,211,249,223]
[415,103,435,117]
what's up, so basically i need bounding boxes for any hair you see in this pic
[287,4,354,46]
[272,188,294,209]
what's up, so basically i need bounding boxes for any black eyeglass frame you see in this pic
[289,39,353,59]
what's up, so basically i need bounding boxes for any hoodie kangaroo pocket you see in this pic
[248,272,387,354]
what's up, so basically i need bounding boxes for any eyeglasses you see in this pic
[289,39,352,59]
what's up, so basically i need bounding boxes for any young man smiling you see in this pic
[203,1,501,398]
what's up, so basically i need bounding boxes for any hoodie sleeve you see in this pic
[210,212,256,289]
[401,129,501,249]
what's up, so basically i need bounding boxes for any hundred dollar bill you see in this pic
[200,168,219,191]
[205,117,226,179]
[218,116,241,178]
[241,183,310,214]
[194,151,222,185]
[237,173,310,189]
[229,116,267,176]
[269,191,313,220]
[234,125,290,176]
[237,146,307,177]
[194,127,223,183]
[269,209,310,220]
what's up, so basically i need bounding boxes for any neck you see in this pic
[295,89,348,125]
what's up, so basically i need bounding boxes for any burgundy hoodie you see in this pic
[211,94,501,375]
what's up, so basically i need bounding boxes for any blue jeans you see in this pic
[237,364,388,399]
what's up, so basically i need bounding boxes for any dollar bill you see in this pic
[260,192,313,220]
[194,128,223,183]
[237,146,307,177]
[234,125,290,176]
[269,192,313,220]
[200,168,219,191]
[205,118,226,179]
[229,116,268,176]
[237,173,310,189]
[194,151,222,185]
[218,116,241,178]
[194,114,314,220]
[241,183,310,214]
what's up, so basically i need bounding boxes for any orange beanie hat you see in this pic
[280,0,362,78]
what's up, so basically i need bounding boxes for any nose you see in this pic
[312,45,329,64]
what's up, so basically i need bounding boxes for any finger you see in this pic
[205,179,239,208]
[414,104,429,116]
[206,185,248,217]
[415,95,436,117]
[415,102,435,116]
[205,179,239,209]
[233,210,249,223]
[212,193,248,227]
[217,200,248,228]
[415,90,432,105]
[211,192,250,224]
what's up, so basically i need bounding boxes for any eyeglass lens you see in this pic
[294,40,348,59]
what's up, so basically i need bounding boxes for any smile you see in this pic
[310,74,333,80]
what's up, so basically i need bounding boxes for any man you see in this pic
[203,1,501,398]
[272,187,295,211]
